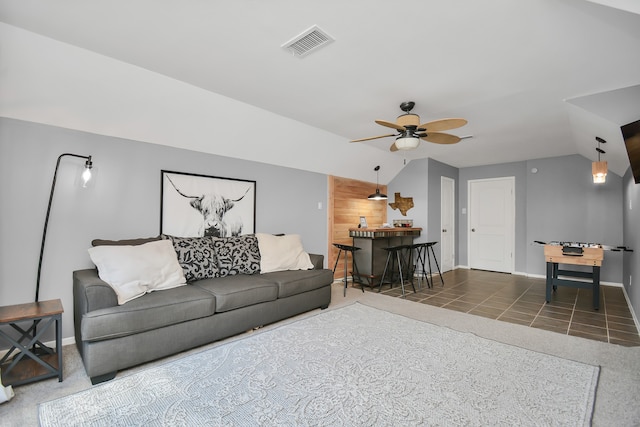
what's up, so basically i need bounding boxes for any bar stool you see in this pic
[424,242,444,287]
[409,243,430,289]
[332,243,363,296]
[379,245,416,297]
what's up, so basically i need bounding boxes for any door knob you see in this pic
[442,229,446,232]
[471,228,476,232]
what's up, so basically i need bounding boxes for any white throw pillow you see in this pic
[0,377,14,404]
[88,239,187,305]
[256,233,314,274]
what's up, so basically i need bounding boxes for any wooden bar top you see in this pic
[0,299,63,323]
[349,227,422,238]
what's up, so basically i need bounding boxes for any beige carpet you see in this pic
[2,283,640,426]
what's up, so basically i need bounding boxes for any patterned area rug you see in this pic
[39,303,599,426]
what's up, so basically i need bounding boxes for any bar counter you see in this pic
[349,227,422,286]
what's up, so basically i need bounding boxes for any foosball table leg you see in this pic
[545,261,554,303]
[593,266,600,310]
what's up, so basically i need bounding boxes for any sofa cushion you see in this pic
[255,233,313,273]
[81,284,216,341]
[263,269,334,298]
[163,235,218,282]
[193,275,278,312]
[88,240,187,305]
[213,235,261,277]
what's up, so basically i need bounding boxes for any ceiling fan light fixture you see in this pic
[395,136,420,150]
[351,102,467,151]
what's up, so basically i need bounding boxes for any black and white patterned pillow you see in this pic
[213,234,261,277]
[163,235,218,282]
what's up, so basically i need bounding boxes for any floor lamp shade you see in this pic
[36,153,93,302]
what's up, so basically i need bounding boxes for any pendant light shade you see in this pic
[592,137,607,184]
[592,161,607,183]
[368,188,387,201]
[368,165,387,200]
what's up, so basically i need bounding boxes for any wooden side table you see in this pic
[0,299,64,386]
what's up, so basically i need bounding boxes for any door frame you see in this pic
[440,176,455,272]
[467,176,515,273]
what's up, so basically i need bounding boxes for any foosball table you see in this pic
[535,241,633,310]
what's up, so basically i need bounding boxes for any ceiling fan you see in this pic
[351,101,468,152]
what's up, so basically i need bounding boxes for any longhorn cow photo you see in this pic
[160,171,256,238]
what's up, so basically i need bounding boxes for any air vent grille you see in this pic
[282,25,334,58]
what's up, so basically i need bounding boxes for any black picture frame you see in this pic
[160,170,256,238]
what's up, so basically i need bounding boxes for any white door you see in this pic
[468,177,514,273]
[440,177,455,272]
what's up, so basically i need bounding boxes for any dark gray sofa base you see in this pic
[74,256,332,384]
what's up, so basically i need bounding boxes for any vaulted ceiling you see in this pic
[1,0,639,183]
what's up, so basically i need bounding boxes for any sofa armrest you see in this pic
[308,253,324,270]
[73,269,118,351]
[73,269,118,314]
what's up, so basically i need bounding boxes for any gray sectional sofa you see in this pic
[73,234,333,384]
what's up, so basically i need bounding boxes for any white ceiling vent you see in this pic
[282,25,334,58]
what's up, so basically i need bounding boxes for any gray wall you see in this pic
[0,118,328,341]
[384,158,458,257]
[389,154,624,284]
[524,155,623,281]
[458,155,623,282]
[386,159,428,241]
[623,168,640,318]
[2,116,633,342]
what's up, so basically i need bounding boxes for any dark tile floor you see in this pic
[363,268,640,347]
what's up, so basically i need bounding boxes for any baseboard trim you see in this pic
[621,286,640,333]
[525,272,622,287]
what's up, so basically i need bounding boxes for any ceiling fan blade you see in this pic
[350,134,396,142]
[419,118,467,132]
[375,120,405,131]
[390,142,399,152]
[420,132,461,144]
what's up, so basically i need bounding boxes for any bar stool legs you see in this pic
[379,245,416,297]
[332,243,363,297]
[408,242,444,289]
[411,243,430,289]
[425,242,444,287]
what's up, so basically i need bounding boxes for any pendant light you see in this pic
[368,165,387,200]
[592,137,607,184]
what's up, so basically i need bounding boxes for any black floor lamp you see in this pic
[35,153,93,303]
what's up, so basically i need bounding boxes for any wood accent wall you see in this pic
[328,175,387,279]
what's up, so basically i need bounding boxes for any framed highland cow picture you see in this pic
[160,170,256,238]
